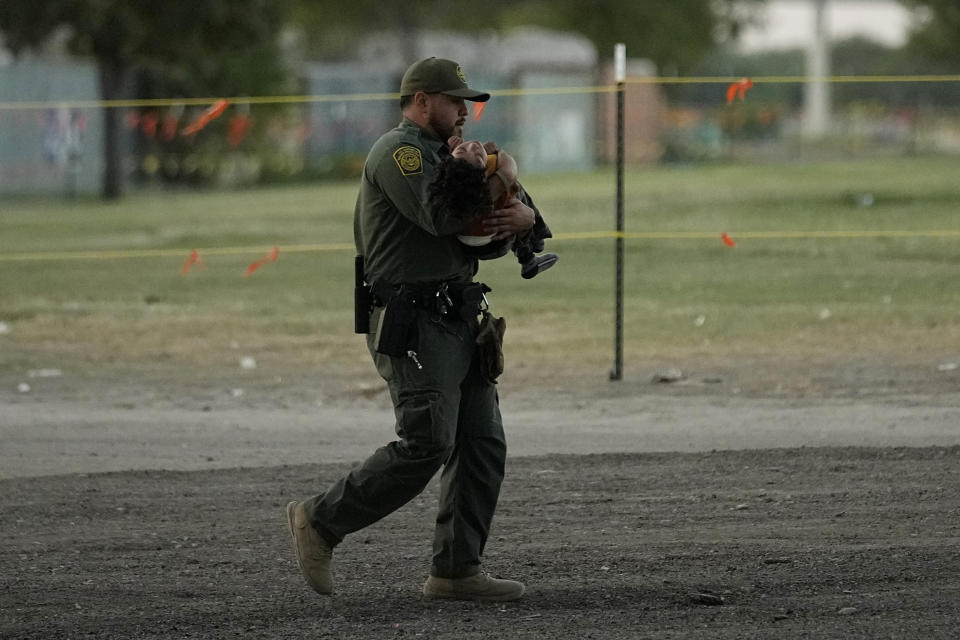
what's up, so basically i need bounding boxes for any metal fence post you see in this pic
[610,43,626,381]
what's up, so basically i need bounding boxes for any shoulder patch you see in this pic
[393,146,423,176]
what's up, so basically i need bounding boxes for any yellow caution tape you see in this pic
[0,243,354,262]
[2,233,959,262]
[3,75,960,110]
[554,230,960,240]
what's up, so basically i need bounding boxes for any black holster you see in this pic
[372,292,418,358]
[354,255,373,334]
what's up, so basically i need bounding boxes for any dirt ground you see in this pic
[2,355,960,639]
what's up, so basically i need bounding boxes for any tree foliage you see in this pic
[500,0,765,74]
[291,0,765,74]
[0,0,292,198]
[901,0,960,67]
[0,1,292,95]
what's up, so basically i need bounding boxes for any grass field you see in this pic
[2,156,959,378]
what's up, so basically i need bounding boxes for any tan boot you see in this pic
[422,572,525,602]
[285,501,333,595]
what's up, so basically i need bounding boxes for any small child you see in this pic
[431,137,557,279]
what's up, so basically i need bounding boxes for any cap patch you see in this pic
[393,146,423,176]
[456,65,467,84]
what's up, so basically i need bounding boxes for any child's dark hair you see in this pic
[429,156,492,222]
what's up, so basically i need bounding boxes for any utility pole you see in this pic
[803,0,832,140]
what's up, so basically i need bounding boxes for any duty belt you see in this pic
[371,280,490,318]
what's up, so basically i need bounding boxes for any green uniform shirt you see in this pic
[354,118,477,286]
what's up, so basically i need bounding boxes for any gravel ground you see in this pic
[2,357,959,638]
[2,447,959,639]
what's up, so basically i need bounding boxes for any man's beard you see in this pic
[429,115,461,141]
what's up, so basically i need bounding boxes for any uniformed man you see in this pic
[285,57,536,601]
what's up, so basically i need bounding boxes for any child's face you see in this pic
[451,140,486,169]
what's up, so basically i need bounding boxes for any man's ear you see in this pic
[413,91,430,109]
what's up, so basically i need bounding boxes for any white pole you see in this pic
[804,0,831,139]
[614,43,626,84]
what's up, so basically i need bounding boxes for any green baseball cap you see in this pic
[400,57,490,102]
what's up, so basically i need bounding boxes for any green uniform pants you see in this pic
[305,307,506,579]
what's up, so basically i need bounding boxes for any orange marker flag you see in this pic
[227,113,253,147]
[206,99,229,121]
[725,78,754,104]
[721,232,736,247]
[160,114,179,141]
[244,246,279,277]
[182,99,230,136]
[140,112,159,138]
[124,111,140,130]
[473,101,487,121]
[181,249,206,274]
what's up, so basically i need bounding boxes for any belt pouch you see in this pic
[475,310,506,383]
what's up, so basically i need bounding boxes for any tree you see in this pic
[901,0,960,67]
[0,1,292,199]
[291,0,765,75]
[501,0,765,74]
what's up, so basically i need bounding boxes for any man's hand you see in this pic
[483,197,535,241]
